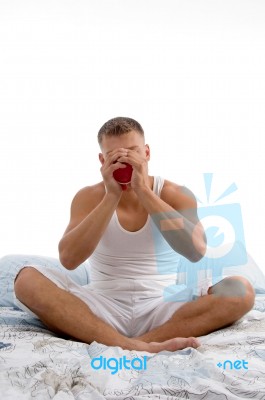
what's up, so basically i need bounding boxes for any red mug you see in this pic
[113,162,133,185]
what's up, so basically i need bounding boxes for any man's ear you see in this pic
[145,144,150,161]
[99,153,105,165]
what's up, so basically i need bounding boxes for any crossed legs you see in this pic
[14,268,255,352]
[135,276,255,342]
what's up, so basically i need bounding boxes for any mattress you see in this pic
[1,295,265,399]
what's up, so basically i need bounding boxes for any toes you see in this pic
[148,337,200,353]
[190,337,200,348]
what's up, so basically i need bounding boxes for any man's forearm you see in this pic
[135,186,206,262]
[59,193,120,269]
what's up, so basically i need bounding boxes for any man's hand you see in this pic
[117,148,149,192]
[100,148,129,197]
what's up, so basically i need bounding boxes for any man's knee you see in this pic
[209,275,255,313]
[15,266,37,288]
[233,276,255,312]
[15,267,71,335]
[14,267,49,309]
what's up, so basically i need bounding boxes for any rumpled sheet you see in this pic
[1,296,265,399]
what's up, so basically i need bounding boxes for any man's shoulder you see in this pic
[161,179,197,209]
[71,182,105,209]
[74,182,105,198]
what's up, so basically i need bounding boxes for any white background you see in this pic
[0,0,264,271]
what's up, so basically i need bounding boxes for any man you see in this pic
[14,117,255,353]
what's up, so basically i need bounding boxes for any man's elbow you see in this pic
[58,241,78,270]
[188,241,207,263]
[59,253,77,270]
[188,252,204,263]
[58,240,93,270]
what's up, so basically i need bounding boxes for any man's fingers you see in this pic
[111,162,127,172]
[106,149,129,166]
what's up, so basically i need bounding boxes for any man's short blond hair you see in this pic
[97,117,145,146]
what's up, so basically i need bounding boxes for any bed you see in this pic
[1,253,265,399]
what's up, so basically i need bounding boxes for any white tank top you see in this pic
[88,176,180,291]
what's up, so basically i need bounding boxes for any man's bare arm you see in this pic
[117,149,206,262]
[58,190,120,270]
[135,184,207,262]
[58,148,129,270]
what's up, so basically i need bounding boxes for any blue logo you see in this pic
[217,359,249,370]
[151,173,248,302]
[196,173,247,272]
[90,355,148,375]
[193,357,249,371]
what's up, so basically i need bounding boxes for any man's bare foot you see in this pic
[125,337,200,353]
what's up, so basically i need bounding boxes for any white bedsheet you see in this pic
[1,296,265,399]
